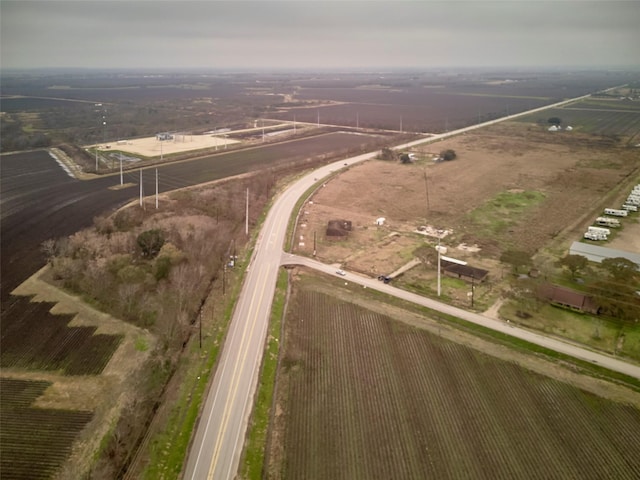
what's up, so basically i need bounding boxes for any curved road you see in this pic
[183,87,640,480]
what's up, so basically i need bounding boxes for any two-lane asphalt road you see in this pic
[183,151,380,479]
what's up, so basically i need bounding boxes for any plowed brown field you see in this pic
[267,279,640,479]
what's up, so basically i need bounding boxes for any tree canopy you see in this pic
[558,254,588,280]
[500,249,532,273]
[137,229,165,258]
[379,147,397,161]
[440,149,457,161]
[547,117,562,126]
[600,257,639,282]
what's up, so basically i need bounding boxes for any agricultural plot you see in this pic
[271,89,548,133]
[1,296,123,375]
[1,378,94,480]
[516,97,640,141]
[269,286,640,479]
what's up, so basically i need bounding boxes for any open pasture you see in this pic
[269,285,640,479]
[295,121,639,272]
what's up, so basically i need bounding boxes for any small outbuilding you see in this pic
[441,259,489,283]
[540,285,599,314]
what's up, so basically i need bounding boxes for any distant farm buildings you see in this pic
[547,125,573,132]
[156,132,174,141]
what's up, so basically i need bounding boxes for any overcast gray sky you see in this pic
[2,0,639,70]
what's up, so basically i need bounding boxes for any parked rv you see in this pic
[584,231,607,241]
[588,226,611,235]
[596,216,620,227]
[604,208,628,217]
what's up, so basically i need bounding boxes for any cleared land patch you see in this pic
[295,120,640,288]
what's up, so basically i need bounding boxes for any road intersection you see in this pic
[184,92,639,479]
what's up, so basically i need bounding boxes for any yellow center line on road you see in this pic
[207,267,269,479]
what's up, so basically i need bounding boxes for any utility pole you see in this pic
[199,311,202,349]
[245,188,249,236]
[471,275,475,307]
[313,231,317,257]
[119,153,123,186]
[155,168,159,209]
[95,148,98,173]
[423,170,430,214]
[436,234,442,297]
[222,264,226,296]
[139,169,143,208]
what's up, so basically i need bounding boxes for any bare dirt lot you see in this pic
[295,122,640,280]
[92,132,240,158]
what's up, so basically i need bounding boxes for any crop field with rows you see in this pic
[1,297,123,375]
[0,378,94,480]
[518,97,640,141]
[269,286,640,479]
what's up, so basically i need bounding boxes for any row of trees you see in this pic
[0,113,52,152]
[42,170,276,477]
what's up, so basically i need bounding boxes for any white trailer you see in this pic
[588,225,611,235]
[626,197,640,206]
[584,231,607,241]
[604,208,628,217]
[596,216,620,227]
[622,204,638,212]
